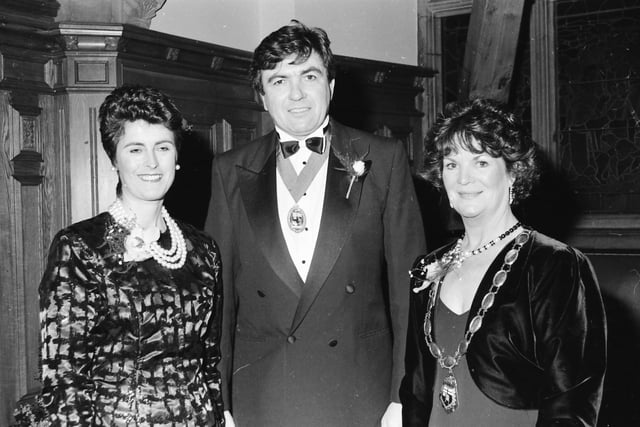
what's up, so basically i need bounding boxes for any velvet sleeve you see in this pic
[400,256,434,426]
[382,140,427,402]
[531,247,607,427]
[39,232,104,425]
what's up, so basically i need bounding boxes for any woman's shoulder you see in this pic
[174,218,219,253]
[409,240,458,291]
[52,212,111,249]
[527,230,589,263]
[412,239,458,267]
[523,230,597,292]
[41,214,112,293]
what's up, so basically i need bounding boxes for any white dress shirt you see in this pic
[275,119,329,282]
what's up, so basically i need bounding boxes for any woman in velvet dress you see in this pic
[39,85,224,426]
[400,98,606,426]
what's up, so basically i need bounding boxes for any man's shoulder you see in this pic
[331,120,394,143]
[213,132,274,165]
[330,119,404,162]
[332,119,402,153]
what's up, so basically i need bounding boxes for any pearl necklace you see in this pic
[108,199,187,269]
[422,228,531,414]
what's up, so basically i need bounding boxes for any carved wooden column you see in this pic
[51,24,122,221]
[56,0,167,28]
[0,1,61,424]
[8,92,48,397]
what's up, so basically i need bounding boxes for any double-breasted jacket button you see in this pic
[287,335,296,344]
[328,339,338,347]
[345,283,356,294]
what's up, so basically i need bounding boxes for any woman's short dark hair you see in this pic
[250,20,335,95]
[98,85,184,164]
[421,98,539,204]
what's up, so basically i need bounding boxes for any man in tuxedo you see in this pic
[205,20,426,427]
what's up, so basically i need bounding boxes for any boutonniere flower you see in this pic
[122,227,156,262]
[409,242,467,293]
[102,218,152,264]
[409,260,442,293]
[334,146,372,199]
[346,159,372,199]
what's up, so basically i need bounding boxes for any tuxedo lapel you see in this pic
[237,133,304,297]
[290,122,368,331]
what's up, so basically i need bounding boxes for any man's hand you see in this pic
[224,410,236,427]
[381,402,402,427]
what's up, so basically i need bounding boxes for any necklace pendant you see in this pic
[439,370,459,414]
[287,205,306,233]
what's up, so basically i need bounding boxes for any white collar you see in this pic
[275,116,330,142]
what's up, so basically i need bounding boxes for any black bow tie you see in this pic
[280,136,324,158]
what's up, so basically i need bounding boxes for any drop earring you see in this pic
[508,186,514,205]
[175,164,181,171]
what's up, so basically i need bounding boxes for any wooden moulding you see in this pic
[11,150,44,186]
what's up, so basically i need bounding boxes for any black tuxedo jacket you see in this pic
[205,119,426,426]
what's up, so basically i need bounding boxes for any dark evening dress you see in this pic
[428,294,536,426]
[39,212,224,426]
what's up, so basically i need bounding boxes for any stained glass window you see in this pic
[556,0,640,214]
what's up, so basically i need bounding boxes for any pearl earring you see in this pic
[175,164,181,171]
[111,166,116,171]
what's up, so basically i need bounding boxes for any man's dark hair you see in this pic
[250,20,336,94]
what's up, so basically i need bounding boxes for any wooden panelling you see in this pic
[0,90,25,427]
[74,60,110,83]
[458,0,526,102]
[11,150,44,185]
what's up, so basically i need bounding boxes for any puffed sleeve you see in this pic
[39,231,105,425]
[201,238,225,422]
[532,246,607,426]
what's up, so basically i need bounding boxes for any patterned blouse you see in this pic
[39,212,224,426]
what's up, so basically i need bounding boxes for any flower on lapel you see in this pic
[122,227,154,262]
[409,260,442,293]
[102,219,152,264]
[346,159,372,199]
[334,146,372,199]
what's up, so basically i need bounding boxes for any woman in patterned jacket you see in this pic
[39,85,224,426]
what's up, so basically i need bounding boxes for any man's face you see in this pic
[260,51,335,139]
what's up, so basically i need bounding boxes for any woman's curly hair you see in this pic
[98,85,185,196]
[98,85,185,164]
[421,98,539,204]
